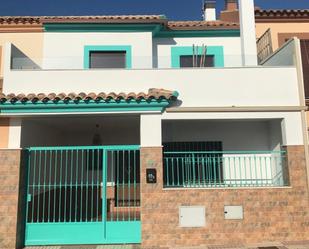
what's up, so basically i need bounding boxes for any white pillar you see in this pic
[140,114,162,147]
[238,0,258,66]
[8,118,22,149]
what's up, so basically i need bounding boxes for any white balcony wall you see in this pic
[3,66,300,107]
[42,32,154,69]
[154,37,242,68]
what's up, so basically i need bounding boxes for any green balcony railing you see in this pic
[163,151,287,188]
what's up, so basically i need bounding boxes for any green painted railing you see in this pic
[163,151,287,188]
[25,145,141,245]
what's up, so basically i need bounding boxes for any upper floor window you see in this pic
[171,46,224,68]
[84,45,132,69]
[179,55,215,68]
[89,51,126,69]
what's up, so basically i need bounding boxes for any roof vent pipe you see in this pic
[203,0,217,21]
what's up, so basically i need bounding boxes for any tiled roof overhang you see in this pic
[0,88,179,115]
[0,15,167,24]
[255,9,309,22]
[167,21,239,30]
[0,15,240,33]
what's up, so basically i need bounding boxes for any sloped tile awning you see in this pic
[0,88,179,115]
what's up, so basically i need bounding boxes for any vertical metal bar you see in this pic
[70,150,73,222]
[42,150,47,222]
[80,150,84,221]
[111,151,115,221]
[181,157,185,187]
[218,154,221,186]
[53,150,57,222]
[37,150,41,222]
[239,156,242,187]
[177,157,180,187]
[172,158,173,187]
[166,158,169,187]
[75,150,78,222]
[202,157,206,187]
[31,151,36,223]
[64,150,68,222]
[213,155,217,187]
[86,150,89,222]
[185,157,188,186]
[128,150,131,221]
[103,148,107,239]
[59,150,63,222]
[133,150,136,221]
[26,150,31,223]
[254,155,258,186]
[259,156,263,186]
[233,156,237,187]
[243,156,247,187]
[197,156,201,187]
[96,149,99,222]
[116,150,119,221]
[122,150,125,221]
[265,156,269,185]
[249,155,254,186]
[192,153,195,187]
[91,149,94,221]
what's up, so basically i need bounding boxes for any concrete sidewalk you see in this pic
[24,241,309,249]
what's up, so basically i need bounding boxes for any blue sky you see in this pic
[0,0,308,20]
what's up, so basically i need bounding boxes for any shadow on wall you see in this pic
[10,44,41,70]
[152,38,177,68]
[261,38,297,67]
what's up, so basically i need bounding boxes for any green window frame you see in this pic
[84,45,132,69]
[171,46,224,68]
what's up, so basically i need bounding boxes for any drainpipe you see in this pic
[238,0,258,66]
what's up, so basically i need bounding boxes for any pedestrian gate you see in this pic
[25,146,141,246]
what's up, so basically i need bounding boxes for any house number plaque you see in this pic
[146,168,157,183]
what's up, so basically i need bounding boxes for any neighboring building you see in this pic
[253,9,309,142]
[220,1,309,159]
[0,17,44,92]
[0,1,308,249]
[220,1,309,98]
[0,17,43,156]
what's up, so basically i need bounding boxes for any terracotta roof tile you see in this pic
[0,88,178,103]
[167,20,239,30]
[0,15,167,25]
[255,9,309,20]
[0,15,240,30]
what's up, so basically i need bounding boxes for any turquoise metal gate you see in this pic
[25,145,141,246]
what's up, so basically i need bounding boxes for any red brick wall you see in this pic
[0,149,22,249]
[140,146,309,248]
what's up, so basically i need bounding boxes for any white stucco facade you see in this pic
[43,32,154,69]
[154,36,242,68]
[0,19,306,152]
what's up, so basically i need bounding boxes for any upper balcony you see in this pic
[1,39,303,109]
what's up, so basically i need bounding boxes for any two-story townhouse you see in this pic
[0,0,308,248]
